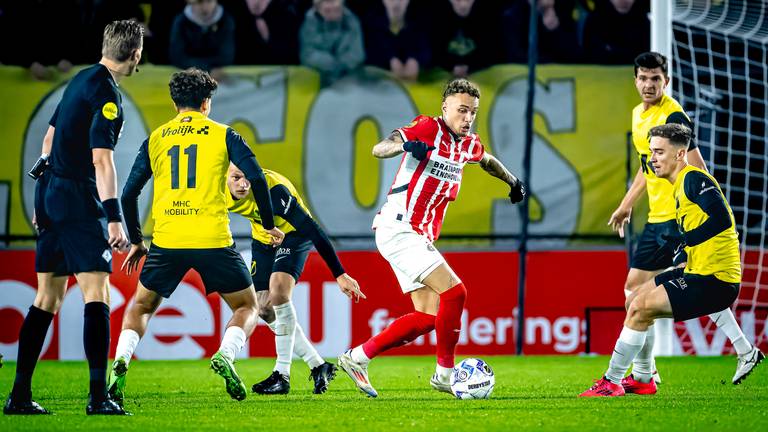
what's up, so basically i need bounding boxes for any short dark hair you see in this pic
[442,78,480,101]
[169,68,218,109]
[649,123,692,149]
[634,51,668,77]
[102,20,144,62]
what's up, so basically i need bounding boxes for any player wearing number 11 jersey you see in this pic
[107,68,285,407]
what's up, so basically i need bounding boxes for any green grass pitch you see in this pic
[1,356,766,431]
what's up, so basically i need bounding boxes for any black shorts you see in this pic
[34,173,112,275]
[631,220,681,271]
[250,233,311,292]
[655,268,740,322]
[139,243,252,298]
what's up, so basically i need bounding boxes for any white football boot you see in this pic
[338,350,378,397]
[733,346,764,385]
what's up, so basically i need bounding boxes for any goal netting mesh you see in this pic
[671,0,768,353]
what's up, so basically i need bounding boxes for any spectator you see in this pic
[583,0,650,64]
[431,0,499,77]
[169,0,236,71]
[502,0,581,64]
[299,0,365,86]
[1,0,81,80]
[148,0,186,64]
[77,0,147,65]
[233,0,301,65]
[363,0,430,81]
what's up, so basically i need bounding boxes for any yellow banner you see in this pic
[0,65,644,243]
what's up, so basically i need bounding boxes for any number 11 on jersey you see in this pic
[167,144,197,189]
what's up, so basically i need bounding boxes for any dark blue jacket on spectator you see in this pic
[362,5,430,71]
[169,3,236,70]
[583,0,650,64]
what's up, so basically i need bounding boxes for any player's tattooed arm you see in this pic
[479,153,520,186]
[372,131,405,159]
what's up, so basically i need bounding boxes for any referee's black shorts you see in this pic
[250,233,312,292]
[139,243,252,298]
[34,173,112,275]
[631,220,681,271]
[655,268,739,322]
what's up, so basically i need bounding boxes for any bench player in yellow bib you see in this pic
[107,69,285,406]
[581,123,762,397]
[226,165,364,395]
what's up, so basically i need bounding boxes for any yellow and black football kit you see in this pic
[121,111,276,297]
[228,170,346,291]
[654,165,741,322]
[630,93,698,271]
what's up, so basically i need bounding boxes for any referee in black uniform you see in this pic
[4,20,143,416]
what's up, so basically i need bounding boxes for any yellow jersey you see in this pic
[632,94,690,223]
[228,169,310,245]
[148,111,233,249]
[674,165,741,283]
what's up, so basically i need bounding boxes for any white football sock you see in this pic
[709,309,752,356]
[436,364,453,380]
[114,329,140,365]
[605,326,647,384]
[219,326,246,363]
[273,302,297,376]
[265,319,324,368]
[632,323,655,383]
[293,324,324,369]
[350,345,370,365]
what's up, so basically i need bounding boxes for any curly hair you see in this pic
[102,20,144,62]
[649,123,692,149]
[634,51,668,77]
[442,78,481,101]
[169,68,218,109]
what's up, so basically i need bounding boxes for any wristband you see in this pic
[102,198,123,223]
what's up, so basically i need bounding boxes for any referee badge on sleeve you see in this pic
[102,102,119,120]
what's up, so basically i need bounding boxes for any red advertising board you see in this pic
[0,249,763,359]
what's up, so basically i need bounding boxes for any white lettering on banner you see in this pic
[59,284,125,360]
[681,312,756,356]
[489,78,580,245]
[525,315,584,353]
[370,309,516,348]
[304,76,417,235]
[22,85,150,230]
[135,283,213,360]
[293,282,351,357]
[0,280,53,360]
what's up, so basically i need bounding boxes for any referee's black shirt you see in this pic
[48,64,123,183]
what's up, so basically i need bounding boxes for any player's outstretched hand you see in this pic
[508,180,526,204]
[608,206,632,238]
[336,273,366,303]
[402,140,435,161]
[121,242,149,275]
[266,227,285,246]
[107,221,129,251]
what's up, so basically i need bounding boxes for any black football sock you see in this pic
[12,306,54,400]
[83,302,110,403]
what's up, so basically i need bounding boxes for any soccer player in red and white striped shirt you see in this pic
[338,78,525,397]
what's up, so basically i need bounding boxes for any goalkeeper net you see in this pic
[671,0,768,353]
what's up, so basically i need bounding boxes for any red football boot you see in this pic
[621,374,658,395]
[579,377,625,397]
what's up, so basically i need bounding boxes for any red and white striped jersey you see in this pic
[373,115,485,242]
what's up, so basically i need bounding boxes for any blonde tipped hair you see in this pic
[102,20,144,62]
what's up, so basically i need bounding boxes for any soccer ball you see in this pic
[450,358,495,399]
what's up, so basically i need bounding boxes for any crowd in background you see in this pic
[0,0,650,83]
